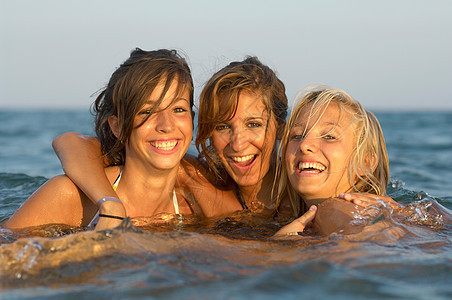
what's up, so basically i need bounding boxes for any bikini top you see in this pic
[88,170,180,227]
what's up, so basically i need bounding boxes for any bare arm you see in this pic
[52,132,126,229]
[52,132,115,203]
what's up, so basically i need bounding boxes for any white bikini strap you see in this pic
[112,169,123,191]
[113,170,179,215]
[172,190,179,214]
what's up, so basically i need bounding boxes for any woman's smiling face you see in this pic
[285,102,357,200]
[211,91,278,188]
[126,79,193,172]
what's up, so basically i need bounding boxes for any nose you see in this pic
[229,127,248,152]
[299,136,318,154]
[155,110,174,133]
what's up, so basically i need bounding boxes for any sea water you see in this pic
[0,109,451,299]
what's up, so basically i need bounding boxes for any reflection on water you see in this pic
[1,192,451,299]
[0,111,452,298]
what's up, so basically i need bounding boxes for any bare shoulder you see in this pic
[4,175,96,228]
[39,174,82,195]
[179,154,233,189]
[179,154,210,178]
[177,154,241,217]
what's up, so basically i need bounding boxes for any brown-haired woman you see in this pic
[5,48,199,229]
[51,56,297,229]
[195,56,292,217]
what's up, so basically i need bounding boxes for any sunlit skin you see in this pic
[275,102,359,236]
[108,79,194,217]
[122,82,193,175]
[286,102,357,204]
[211,91,279,207]
[277,97,400,237]
[3,79,196,230]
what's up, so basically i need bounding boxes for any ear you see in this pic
[108,115,121,139]
[358,153,378,176]
[276,120,286,140]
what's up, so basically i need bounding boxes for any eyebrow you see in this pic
[323,121,342,128]
[246,116,266,121]
[292,121,341,129]
[220,115,267,123]
[144,97,190,105]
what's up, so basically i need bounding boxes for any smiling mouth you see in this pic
[150,140,178,151]
[230,154,256,166]
[297,162,326,173]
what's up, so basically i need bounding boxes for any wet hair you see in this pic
[195,56,288,180]
[275,86,389,216]
[93,48,193,166]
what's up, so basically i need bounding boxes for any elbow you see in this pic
[52,132,81,153]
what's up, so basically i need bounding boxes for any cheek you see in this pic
[285,146,295,170]
[264,133,276,150]
[330,145,354,174]
[252,130,266,144]
[285,142,297,159]
[285,152,298,186]
[209,136,224,159]
[181,119,194,137]
[258,125,274,142]
[210,133,227,152]
[131,125,146,139]
[256,128,277,156]
[340,145,355,164]
[285,156,292,173]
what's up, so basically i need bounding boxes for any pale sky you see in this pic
[1,0,451,111]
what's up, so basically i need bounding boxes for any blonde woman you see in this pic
[275,86,398,236]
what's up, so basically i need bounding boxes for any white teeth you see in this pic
[150,140,177,150]
[298,162,326,172]
[231,155,255,162]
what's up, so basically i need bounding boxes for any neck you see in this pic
[116,160,179,216]
[238,169,276,213]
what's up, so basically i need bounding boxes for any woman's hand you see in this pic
[274,205,317,236]
[339,193,401,209]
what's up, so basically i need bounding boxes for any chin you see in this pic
[236,180,258,188]
[153,160,181,171]
[233,176,261,188]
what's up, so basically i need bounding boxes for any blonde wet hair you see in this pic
[275,86,389,216]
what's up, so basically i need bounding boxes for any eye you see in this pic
[323,134,336,140]
[215,124,230,131]
[173,106,188,113]
[247,122,262,128]
[289,129,304,140]
[139,109,152,116]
